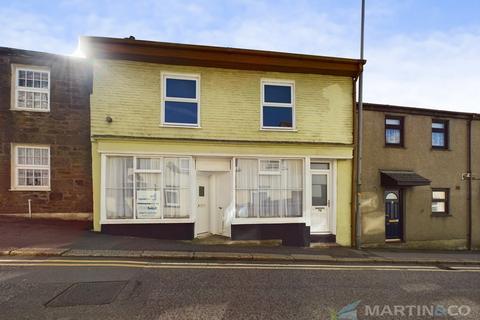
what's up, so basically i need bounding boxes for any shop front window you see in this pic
[235,158,303,218]
[104,156,192,220]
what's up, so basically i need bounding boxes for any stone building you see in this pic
[0,47,93,220]
[360,103,480,249]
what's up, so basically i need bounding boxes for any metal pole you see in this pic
[467,118,472,250]
[355,0,365,249]
[28,199,32,219]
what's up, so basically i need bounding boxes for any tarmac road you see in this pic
[0,257,479,319]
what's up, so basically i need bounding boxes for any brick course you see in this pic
[0,48,92,217]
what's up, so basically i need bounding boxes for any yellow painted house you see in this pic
[80,36,364,246]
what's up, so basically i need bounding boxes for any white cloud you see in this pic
[0,8,72,54]
[0,1,478,112]
[178,3,480,112]
[364,29,480,112]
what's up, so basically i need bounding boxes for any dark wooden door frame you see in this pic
[384,189,404,241]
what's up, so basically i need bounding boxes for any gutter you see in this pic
[80,36,365,78]
[363,103,477,120]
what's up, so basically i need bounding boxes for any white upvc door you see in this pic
[196,174,210,235]
[310,171,331,233]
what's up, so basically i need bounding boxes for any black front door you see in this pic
[385,190,402,241]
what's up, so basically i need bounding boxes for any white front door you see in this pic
[196,174,210,235]
[310,172,330,233]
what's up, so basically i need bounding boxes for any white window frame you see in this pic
[10,144,51,191]
[233,157,305,222]
[164,189,180,207]
[259,159,281,175]
[307,159,336,234]
[11,65,50,112]
[135,157,162,219]
[179,158,190,172]
[432,189,449,214]
[101,154,195,224]
[161,72,200,128]
[260,79,295,130]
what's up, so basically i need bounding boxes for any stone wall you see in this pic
[0,47,92,218]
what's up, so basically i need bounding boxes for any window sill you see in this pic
[101,218,194,224]
[10,187,51,192]
[431,213,451,217]
[160,123,201,129]
[384,144,405,149]
[431,147,450,151]
[10,108,50,113]
[260,128,297,132]
[232,217,305,224]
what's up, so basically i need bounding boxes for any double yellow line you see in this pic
[0,259,479,272]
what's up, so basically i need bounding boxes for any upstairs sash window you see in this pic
[262,81,294,129]
[162,74,200,126]
[13,67,50,111]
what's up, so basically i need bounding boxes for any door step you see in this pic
[310,234,336,243]
[195,232,214,239]
[385,238,402,243]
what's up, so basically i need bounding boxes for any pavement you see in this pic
[1,216,480,265]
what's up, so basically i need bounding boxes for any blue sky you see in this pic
[1,0,479,112]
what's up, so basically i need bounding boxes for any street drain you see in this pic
[46,281,127,307]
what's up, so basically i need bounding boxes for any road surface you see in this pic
[0,257,479,319]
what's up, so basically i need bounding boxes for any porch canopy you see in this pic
[380,170,431,187]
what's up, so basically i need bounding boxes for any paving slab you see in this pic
[62,249,143,258]
[335,257,373,263]
[194,251,253,261]
[370,257,394,263]
[191,235,281,247]
[365,249,480,261]
[251,253,295,262]
[141,250,194,260]
[291,254,334,262]
[0,217,90,250]
[10,247,68,256]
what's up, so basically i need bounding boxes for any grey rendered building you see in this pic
[360,103,480,249]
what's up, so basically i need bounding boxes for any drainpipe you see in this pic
[355,0,366,249]
[467,117,472,250]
